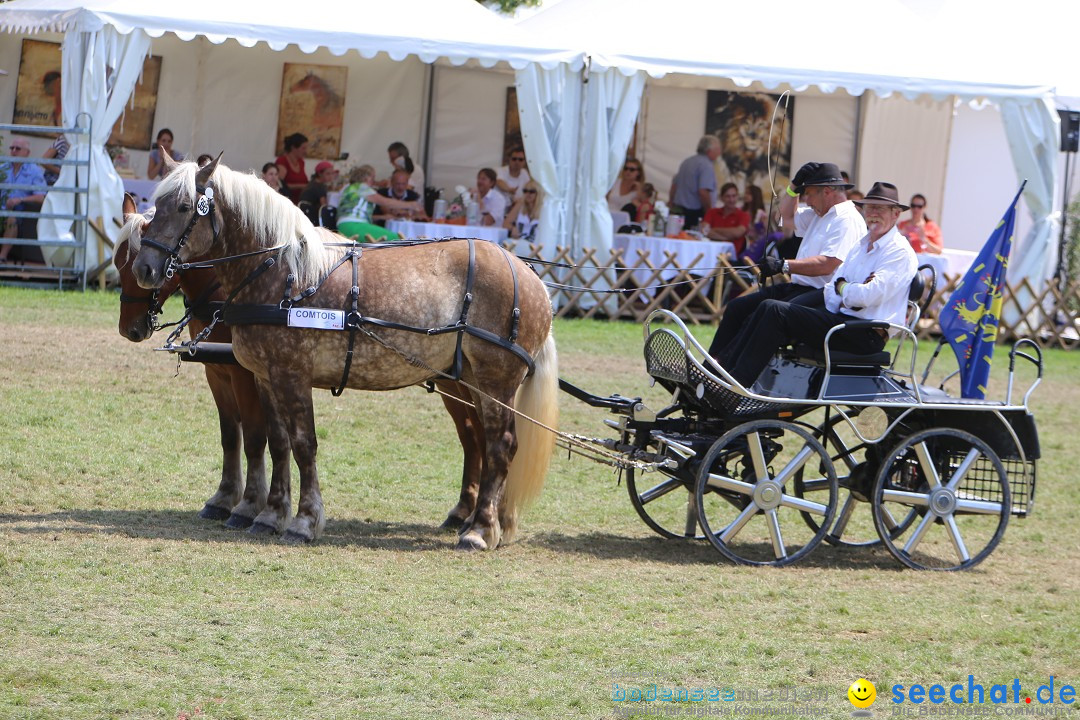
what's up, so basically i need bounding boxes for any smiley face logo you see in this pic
[848,678,876,709]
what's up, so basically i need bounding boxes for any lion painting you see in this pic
[705,91,794,199]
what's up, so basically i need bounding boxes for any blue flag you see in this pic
[938,184,1023,399]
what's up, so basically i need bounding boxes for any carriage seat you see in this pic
[790,269,928,369]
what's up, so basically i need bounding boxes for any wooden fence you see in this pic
[504,240,1080,350]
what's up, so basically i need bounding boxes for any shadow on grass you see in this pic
[0,509,904,569]
[526,530,904,571]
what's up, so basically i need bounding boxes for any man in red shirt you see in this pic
[702,182,750,254]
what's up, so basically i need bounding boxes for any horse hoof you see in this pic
[198,504,232,521]
[225,513,255,530]
[283,530,313,545]
[455,534,487,552]
[440,515,466,531]
[248,521,278,536]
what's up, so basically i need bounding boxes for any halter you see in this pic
[118,287,166,332]
[139,182,219,280]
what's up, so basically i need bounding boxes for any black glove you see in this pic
[757,255,785,278]
[790,162,821,193]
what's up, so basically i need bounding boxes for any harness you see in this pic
[146,183,536,393]
[221,237,535,395]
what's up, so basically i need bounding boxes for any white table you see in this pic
[613,233,736,286]
[386,220,508,245]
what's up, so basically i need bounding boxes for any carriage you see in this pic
[123,157,1042,570]
[562,268,1042,570]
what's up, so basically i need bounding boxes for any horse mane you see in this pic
[153,161,334,288]
[117,207,154,266]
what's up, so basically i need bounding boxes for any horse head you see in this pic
[115,234,181,342]
[133,154,223,289]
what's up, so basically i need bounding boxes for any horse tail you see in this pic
[502,331,559,532]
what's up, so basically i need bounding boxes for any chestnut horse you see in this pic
[130,157,558,549]
[116,212,494,535]
[114,230,269,526]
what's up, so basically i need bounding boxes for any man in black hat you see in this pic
[708,161,866,358]
[715,181,917,388]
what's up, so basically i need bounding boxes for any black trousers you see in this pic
[708,282,818,358]
[717,294,886,387]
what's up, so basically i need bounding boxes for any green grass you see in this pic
[1,287,1078,719]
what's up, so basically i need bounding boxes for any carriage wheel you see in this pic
[695,420,837,566]
[871,428,1010,571]
[793,415,917,548]
[626,429,705,539]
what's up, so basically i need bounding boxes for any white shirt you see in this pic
[823,225,918,330]
[791,200,866,289]
[479,188,507,226]
[496,165,530,201]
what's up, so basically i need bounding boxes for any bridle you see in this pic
[138,181,219,280]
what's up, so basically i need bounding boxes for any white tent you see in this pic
[516,0,1068,311]
[0,0,583,269]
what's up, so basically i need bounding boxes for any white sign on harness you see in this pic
[287,307,345,331]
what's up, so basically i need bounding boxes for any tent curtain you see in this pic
[38,24,151,268]
[514,62,582,261]
[1000,96,1060,326]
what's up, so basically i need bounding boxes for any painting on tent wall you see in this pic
[277,63,347,160]
[11,39,62,131]
[109,55,164,150]
[705,91,795,198]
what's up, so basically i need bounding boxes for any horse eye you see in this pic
[178,202,192,212]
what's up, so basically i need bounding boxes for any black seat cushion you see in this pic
[793,343,891,367]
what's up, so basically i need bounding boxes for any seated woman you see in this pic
[336,164,423,243]
[503,180,543,241]
[898,193,943,254]
[607,158,643,214]
[147,128,184,179]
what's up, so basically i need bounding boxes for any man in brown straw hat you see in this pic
[708,161,865,357]
[715,181,917,388]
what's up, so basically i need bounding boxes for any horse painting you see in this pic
[130,156,559,550]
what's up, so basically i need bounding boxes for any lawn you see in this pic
[1,286,1078,720]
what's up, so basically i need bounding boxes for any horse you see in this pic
[130,156,559,550]
[114,212,270,527]
[116,209,495,535]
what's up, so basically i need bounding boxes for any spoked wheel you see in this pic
[794,414,917,547]
[871,428,1010,571]
[626,433,705,540]
[695,420,837,566]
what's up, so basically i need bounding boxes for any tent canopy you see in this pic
[0,0,583,68]
[518,0,1057,101]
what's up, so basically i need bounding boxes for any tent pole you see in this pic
[420,62,435,190]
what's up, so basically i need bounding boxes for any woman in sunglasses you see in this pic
[607,158,643,214]
[504,180,543,241]
[897,193,943,254]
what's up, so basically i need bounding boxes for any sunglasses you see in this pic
[625,166,640,172]
[910,203,925,208]
[523,189,537,194]
[10,145,27,152]
[510,156,525,161]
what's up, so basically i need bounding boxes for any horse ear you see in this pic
[161,146,179,174]
[122,192,137,220]
[196,152,223,188]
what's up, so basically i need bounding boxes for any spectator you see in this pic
[337,164,423,243]
[608,158,643,214]
[473,168,507,227]
[261,162,290,197]
[276,132,310,203]
[386,141,425,193]
[1,138,47,261]
[504,180,543,241]
[300,161,339,210]
[496,146,531,202]
[898,193,943,254]
[147,128,184,179]
[625,182,656,224]
[669,135,721,229]
[375,168,423,224]
[196,154,213,167]
[41,133,69,186]
[702,182,751,255]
